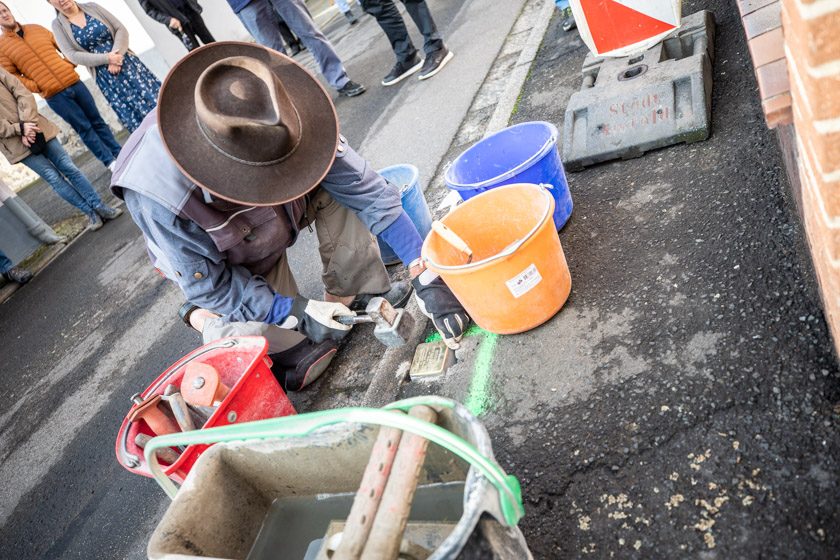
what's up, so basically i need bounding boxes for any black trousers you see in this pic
[360,0,443,63]
[170,8,216,51]
[277,17,300,48]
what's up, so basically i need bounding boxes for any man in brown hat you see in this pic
[111,42,468,390]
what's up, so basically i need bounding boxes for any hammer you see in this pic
[338,297,414,348]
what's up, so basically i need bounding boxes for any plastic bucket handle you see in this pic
[447,133,557,189]
[144,396,525,526]
[425,184,554,271]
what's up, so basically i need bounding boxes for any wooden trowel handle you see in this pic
[431,221,473,263]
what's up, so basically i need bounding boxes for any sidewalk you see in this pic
[398,0,840,556]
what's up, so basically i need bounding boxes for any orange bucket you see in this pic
[422,183,571,334]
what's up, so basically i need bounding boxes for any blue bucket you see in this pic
[444,121,572,229]
[377,164,433,265]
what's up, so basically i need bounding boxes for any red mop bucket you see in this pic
[115,336,295,484]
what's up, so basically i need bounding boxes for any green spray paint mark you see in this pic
[424,326,499,416]
[464,330,499,417]
[425,331,442,343]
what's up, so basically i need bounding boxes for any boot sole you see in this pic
[349,283,414,312]
[298,348,337,389]
[418,51,454,81]
[381,59,424,86]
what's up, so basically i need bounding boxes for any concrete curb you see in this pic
[0,200,126,305]
[485,0,556,135]
[359,0,556,407]
[362,298,428,407]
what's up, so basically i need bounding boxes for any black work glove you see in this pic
[289,296,355,343]
[412,270,470,349]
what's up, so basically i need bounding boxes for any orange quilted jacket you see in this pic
[0,24,79,99]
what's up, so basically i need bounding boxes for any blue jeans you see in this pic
[236,0,350,89]
[22,139,104,216]
[0,250,12,274]
[46,81,122,167]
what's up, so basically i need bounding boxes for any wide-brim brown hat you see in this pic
[158,41,339,206]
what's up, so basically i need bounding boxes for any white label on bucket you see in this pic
[506,264,542,299]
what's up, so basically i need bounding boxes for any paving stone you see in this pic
[742,2,782,39]
[748,27,786,67]
[737,0,779,16]
[756,58,791,99]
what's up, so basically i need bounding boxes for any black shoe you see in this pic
[338,80,366,97]
[381,53,423,86]
[561,8,577,31]
[289,42,302,56]
[418,48,454,81]
[270,338,338,391]
[3,266,32,285]
[349,280,413,312]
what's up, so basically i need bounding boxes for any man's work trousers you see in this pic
[266,187,391,300]
[263,187,391,350]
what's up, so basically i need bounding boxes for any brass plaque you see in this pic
[409,341,455,379]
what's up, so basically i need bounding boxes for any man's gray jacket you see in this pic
[110,111,402,324]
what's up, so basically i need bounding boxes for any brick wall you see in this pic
[782,0,840,349]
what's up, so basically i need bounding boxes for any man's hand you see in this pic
[169,17,182,31]
[412,269,470,349]
[290,297,355,343]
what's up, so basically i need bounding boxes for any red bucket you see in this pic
[115,336,295,483]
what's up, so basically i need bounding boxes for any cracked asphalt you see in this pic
[402,0,840,557]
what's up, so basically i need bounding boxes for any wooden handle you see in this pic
[431,221,473,263]
[332,419,405,560]
[360,405,438,560]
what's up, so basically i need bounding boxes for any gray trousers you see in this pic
[236,0,350,90]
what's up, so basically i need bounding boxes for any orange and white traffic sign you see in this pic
[571,0,681,57]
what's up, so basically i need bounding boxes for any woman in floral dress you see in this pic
[51,2,160,132]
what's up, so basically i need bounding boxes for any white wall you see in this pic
[121,0,251,67]
[3,0,159,78]
[0,0,252,190]
[0,1,169,189]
